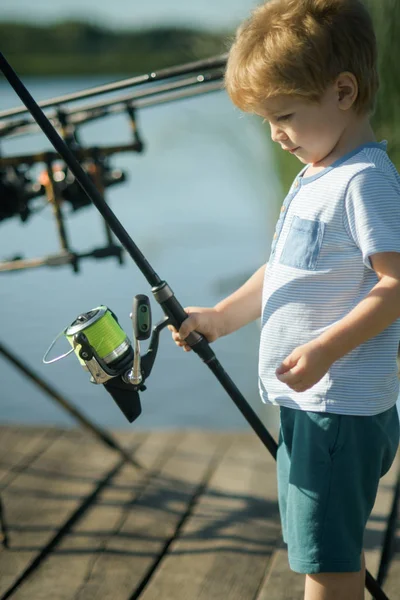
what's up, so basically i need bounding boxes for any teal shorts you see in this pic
[277,405,399,574]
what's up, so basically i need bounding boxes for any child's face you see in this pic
[258,86,350,167]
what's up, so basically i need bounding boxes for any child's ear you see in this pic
[336,72,358,110]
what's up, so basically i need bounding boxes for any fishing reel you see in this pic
[44,295,170,422]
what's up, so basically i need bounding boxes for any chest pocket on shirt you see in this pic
[280,216,325,270]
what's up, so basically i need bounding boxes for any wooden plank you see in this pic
[0,427,63,564]
[3,427,397,600]
[140,432,281,600]
[0,428,145,598]
[364,453,399,600]
[365,453,399,577]
[0,427,46,458]
[0,426,60,467]
[0,427,61,487]
[7,431,227,600]
[63,431,228,600]
[256,542,304,600]
[256,452,400,600]
[382,512,400,600]
[0,426,55,454]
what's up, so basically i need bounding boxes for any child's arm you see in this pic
[169,264,265,352]
[276,252,400,392]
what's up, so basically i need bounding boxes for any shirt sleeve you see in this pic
[344,166,400,269]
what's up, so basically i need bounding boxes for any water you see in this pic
[0,76,282,432]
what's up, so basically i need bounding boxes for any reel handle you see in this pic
[132,294,152,341]
[125,294,152,387]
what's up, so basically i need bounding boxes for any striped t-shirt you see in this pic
[258,141,400,416]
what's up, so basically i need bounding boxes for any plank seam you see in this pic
[377,467,400,587]
[253,537,286,600]
[0,428,64,493]
[71,431,187,600]
[128,435,232,600]
[0,437,145,600]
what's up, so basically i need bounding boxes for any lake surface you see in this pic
[0,76,282,432]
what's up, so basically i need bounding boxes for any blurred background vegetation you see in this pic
[0,21,227,76]
[370,0,400,166]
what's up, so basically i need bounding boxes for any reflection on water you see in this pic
[0,77,281,432]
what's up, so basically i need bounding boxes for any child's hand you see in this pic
[168,307,225,352]
[275,339,333,392]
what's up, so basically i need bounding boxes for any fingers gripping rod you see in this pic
[0,53,390,600]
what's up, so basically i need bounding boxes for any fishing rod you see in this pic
[65,72,223,122]
[0,53,390,600]
[0,53,228,121]
[1,71,224,139]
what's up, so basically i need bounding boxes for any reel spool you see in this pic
[65,306,134,384]
[43,295,157,423]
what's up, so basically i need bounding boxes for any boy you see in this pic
[169,1,400,598]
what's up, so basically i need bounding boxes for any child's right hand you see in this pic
[168,307,225,352]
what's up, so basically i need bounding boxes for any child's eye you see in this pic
[277,114,293,122]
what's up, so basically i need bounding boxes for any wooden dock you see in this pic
[0,426,398,599]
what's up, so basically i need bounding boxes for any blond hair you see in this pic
[225,0,379,115]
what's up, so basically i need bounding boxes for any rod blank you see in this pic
[0,53,228,120]
[1,73,224,139]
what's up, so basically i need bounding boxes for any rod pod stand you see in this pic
[0,53,389,600]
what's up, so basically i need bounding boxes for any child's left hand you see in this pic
[275,339,333,392]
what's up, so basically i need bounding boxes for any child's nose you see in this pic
[270,123,288,143]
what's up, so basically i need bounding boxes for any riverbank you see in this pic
[0,21,228,76]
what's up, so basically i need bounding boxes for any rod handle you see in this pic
[152,282,215,363]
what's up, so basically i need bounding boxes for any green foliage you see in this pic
[367,0,400,168]
[0,21,228,76]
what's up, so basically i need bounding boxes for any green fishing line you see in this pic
[66,306,127,365]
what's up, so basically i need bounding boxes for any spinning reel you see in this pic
[44,295,170,422]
